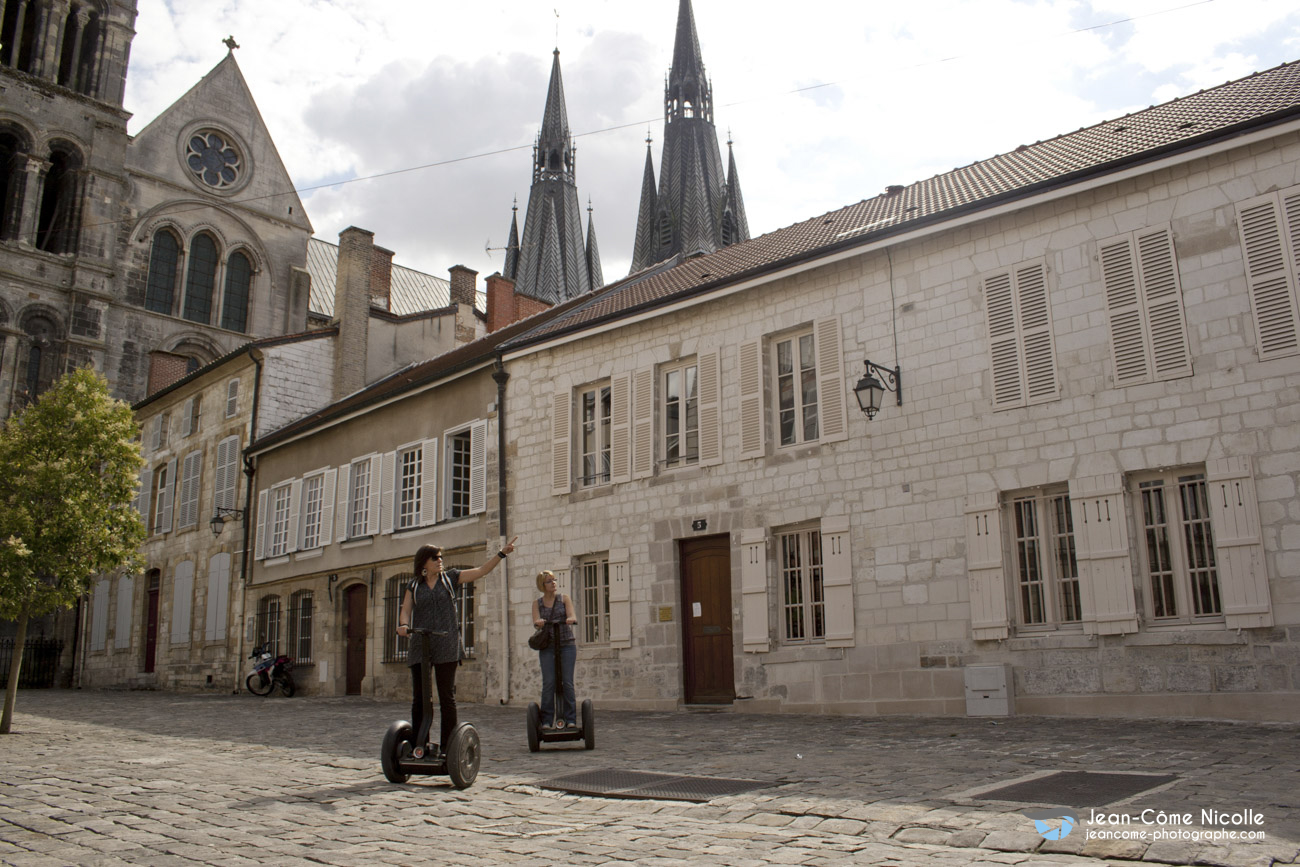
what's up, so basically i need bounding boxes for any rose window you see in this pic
[186,132,241,189]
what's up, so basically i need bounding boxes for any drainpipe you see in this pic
[232,347,263,693]
[493,357,510,705]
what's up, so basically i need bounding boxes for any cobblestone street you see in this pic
[1,690,1296,866]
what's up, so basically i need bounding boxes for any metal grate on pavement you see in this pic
[540,768,777,802]
[974,771,1177,808]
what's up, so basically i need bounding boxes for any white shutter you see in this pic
[114,575,134,650]
[365,454,382,536]
[180,398,194,437]
[697,350,721,466]
[1069,475,1139,635]
[738,338,764,459]
[814,317,848,443]
[1017,262,1059,404]
[255,489,268,559]
[965,492,1009,640]
[631,368,654,479]
[225,378,240,418]
[740,529,769,652]
[91,579,110,651]
[178,451,201,529]
[469,420,487,515]
[821,516,855,647]
[1236,190,1300,360]
[420,439,438,526]
[136,468,152,522]
[205,552,231,641]
[1206,457,1273,629]
[610,374,631,483]
[335,463,351,541]
[214,435,240,513]
[608,548,631,649]
[985,271,1022,408]
[1136,226,1191,380]
[150,415,163,451]
[286,479,302,553]
[380,450,396,534]
[157,457,177,533]
[170,561,194,645]
[319,468,337,545]
[550,390,571,496]
[1101,235,1151,385]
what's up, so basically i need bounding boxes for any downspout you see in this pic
[493,357,510,705]
[232,347,263,693]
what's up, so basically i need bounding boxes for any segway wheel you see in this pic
[581,699,595,750]
[526,703,541,753]
[245,672,273,696]
[446,723,480,790]
[381,720,413,784]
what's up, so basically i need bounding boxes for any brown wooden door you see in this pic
[144,571,160,673]
[681,535,735,704]
[345,584,367,695]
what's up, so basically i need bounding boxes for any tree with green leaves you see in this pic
[0,368,145,734]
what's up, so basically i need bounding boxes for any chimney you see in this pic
[485,273,514,333]
[369,245,394,312]
[333,227,374,401]
[449,264,477,308]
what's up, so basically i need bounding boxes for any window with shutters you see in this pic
[150,463,171,535]
[1005,488,1082,630]
[982,260,1060,410]
[151,412,169,451]
[1234,186,1300,361]
[578,383,612,486]
[662,360,699,467]
[347,457,372,538]
[266,483,293,558]
[447,430,471,519]
[299,472,324,550]
[580,554,611,644]
[778,525,824,643]
[1133,469,1222,624]
[1099,226,1191,386]
[443,421,486,519]
[180,395,201,437]
[213,435,239,514]
[772,330,818,446]
[176,450,201,530]
[225,379,240,418]
[741,318,846,459]
[396,445,422,530]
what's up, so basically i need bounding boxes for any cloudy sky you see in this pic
[125,0,1300,284]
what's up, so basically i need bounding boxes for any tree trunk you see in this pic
[1,610,30,734]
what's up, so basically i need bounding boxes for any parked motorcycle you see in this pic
[245,646,295,697]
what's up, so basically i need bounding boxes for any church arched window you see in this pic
[222,250,251,333]
[145,229,181,314]
[36,144,82,255]
[17,313,61,407]
[0,128,26,241]
[182,232,218,324]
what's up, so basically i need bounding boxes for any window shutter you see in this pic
[608,548,631,649]
[815,317,848,443]
[170,561,194,645]
[1206,457,1273,629]
[738,338,764,459]
[964,492,1009,640]
[158,457,177,533]
[180,398,194,437]
[179,451,201,528]
[137,468,152,522]
[286,479,302,553]
[631,368,654,479]
[821,516,855,647]
[1101,235,1151,385]
[335,463,350,541]
[551,389,571,495]
[1236,191,1300,359]
[1069,475,1139,635]
[226,379,240,418]
[1017,262,1059,404]
[697,349,721,465]
[213,437,232,513]
[420,439,438,526]
[205,552,231,641]
[114,576,134,649]
[255,489,268,559]
[91,579,109,651]
[319,468,337,546]
[380,451,395,534]
[469,420,487,515]
[610,373,631,483]
[984,271,1023,408]
[1136,226,1191,380]
[740,529,768,652]
[366,454,382,536]
[150,415,163,451]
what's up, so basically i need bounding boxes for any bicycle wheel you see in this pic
[245,672,273,696]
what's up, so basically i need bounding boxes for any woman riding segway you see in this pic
[525,570,594,751]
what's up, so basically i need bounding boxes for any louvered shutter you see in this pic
[740,529,769,652]
[631,368,654,479]
[1018,262,1059,403]
[1136,226,1191,380]
[335,463,350,541]
[365,454,382,536]
[1206,457,1272,629]
[319,468,337,545]
[150,415,163,451]
[965,493,1009,640]
[821,516,855,647]
[136,468,152,522]
[551,390,571,495]
[226,379,240,418]
[170,561,194,645]
[1236,190,1300,359]
[815,317,848,443]
[1101,235,1150,385]
[114,576,134,649]
[286,479,302,553]
[610,374,631,483]
[380,451,395,534]
[697,350,721,465]
[213,437,232,513]
[1069,475,1139,635]
[205,552,231,641]
[608,549,631,648]
[255,489,268,559]
[157,457,177,533]
[420,439,438,526]
[738,339,764,459]
[469,420,487,515]
[180,398,194,437]
[90,579,109,651]
[178,451,201,528]
[985,271,1023,408]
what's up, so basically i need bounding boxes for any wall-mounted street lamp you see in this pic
[853,360,902,420]
[209,506,245,538]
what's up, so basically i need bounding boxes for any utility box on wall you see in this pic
[964,664,1014,716]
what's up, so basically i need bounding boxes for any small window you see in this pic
[1007,489,1081,630]
[181,395,201,437]
[348,457,372,538]
[396,445,422,530]
[225,379,240,418]
[779,526,824,643]
[299,473,324,550]
[266,483,293,557]
[578,384,612,486]
[255,595,281,655]
[772,331,818,447]
[1135,471,1221,623]
[446,431,472,519]
[580,555,610,644]
[661,361,698,467]
[288,590,313,665]
[383,574,412,662]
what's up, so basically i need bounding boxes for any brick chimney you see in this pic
[369,245,394,312]
[486,272,551,332]
[333,227,373,401]
[449,264,477,308]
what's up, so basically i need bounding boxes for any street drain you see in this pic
[540,768,776,802]
[975,771,1177,808]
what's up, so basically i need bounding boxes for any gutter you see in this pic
[492,357,510,705]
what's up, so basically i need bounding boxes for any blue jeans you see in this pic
[539,643,577,726]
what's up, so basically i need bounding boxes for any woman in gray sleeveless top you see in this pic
[531,570,578,728]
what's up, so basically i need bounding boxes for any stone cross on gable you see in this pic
[223,35,240,52]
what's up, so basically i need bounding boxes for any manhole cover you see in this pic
[540,768,776,802]
[975,771,1176,808]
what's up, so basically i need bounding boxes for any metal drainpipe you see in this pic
[493,358,510,705]
[232,347,263,693]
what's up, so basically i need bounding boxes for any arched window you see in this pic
[18,314,60,406]
[222,251,251,332]
[0,129,25,241]
[145,230,180,314]
[182,233,218,324]
[36,146,82,254]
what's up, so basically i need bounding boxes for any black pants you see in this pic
[410,660,458,750]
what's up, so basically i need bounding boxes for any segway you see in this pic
[525,621,594,752]
[381,628,480,788]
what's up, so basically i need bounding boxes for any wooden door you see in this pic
[345,584,367,695]
[144,571,160,673]
[680,535,735,704]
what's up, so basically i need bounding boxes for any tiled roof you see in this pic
[510,59,1300,346]
[306,238,485,317]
